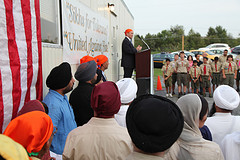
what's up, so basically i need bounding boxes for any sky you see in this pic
[123,0,240,38]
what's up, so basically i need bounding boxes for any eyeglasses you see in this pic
[53,126,58,136]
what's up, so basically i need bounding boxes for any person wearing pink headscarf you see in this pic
[63,81,132,160]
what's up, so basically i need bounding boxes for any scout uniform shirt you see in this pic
[235,55,240,69]
[189,66,201,79]
[211,62,222,73]
[219,55,228,64]
[176,59,189,73]
[200,63,212,76]
[170,61,177,70]
[222,61,237,74]
[162,64,173,77]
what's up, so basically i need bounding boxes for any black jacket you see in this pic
[96,69,106,82]
[69,82,94,126]
[121,37,137,68]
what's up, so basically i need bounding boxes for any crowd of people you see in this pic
[1,54,240,160]
[162,49,240,98]
[1,28,240,160]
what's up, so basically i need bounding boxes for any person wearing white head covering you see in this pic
[220,131,240,160]
[115,78,138,127]
[205,85,240,146]
[165,94,224,160]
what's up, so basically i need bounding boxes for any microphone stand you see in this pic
[137,35,150,50]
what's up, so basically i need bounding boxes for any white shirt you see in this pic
[115,105,129,127]
[126,36,132,43]
[205,112,240,146]
[63,117,132,160]
[221,131,240,160]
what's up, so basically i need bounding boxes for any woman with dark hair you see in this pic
[198,95,212,141]
[165,94,223,160]
[187,55,193,93]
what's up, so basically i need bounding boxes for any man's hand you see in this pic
[136,45,142,51]
[223,74,226,79]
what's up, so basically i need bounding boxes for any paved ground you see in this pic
[153,77,240,115]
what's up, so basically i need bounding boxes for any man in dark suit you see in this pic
[121,29,142,78]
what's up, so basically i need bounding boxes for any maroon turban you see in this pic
[17,100,46,117]
[91,81,121,118]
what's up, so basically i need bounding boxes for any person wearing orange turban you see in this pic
[94,55,109,82]
[121,29,142,78]
[80,55,95,64]
[4,111,54,160]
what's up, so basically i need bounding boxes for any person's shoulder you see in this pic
[202,138,222,152]
[123,37,130,43]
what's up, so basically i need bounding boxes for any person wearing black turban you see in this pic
[126,94,184,159]
[43,62,77,156]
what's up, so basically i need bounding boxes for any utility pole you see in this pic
[182,35,184,51]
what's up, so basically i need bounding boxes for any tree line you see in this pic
[134,25,240,53]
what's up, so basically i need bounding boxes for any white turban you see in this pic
[213,85,240,110]
[116,78,138,104]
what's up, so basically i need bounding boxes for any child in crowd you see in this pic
[189,60,201,93]
[222,55,237,87]
[200,57,212,97]
[211,57,222,92]
[162,58,173,97]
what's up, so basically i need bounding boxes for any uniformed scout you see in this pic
[170,54,179,95]
[222,55,237,87]
[219,49,228,85]
[219,49,228,64]
[189,60,201,93]
[176,51,189,98]
[162,58,173,98]
[200,57,212,97]
[234,54,240,91]
[211,57,222,92]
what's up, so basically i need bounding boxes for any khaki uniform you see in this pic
[222,61,237,87]
[170,61,177,85]
[200,64,212,88]
[235,55,240,80]
[162,64,173,88]
[219,55,228,64]
[189,66,201,89]
[176,59,189,86]
[211,62,222,85]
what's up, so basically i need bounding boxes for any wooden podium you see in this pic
[135,49,151,96]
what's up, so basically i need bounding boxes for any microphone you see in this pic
[137,35,150,50]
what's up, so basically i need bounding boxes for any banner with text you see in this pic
[62,0,109,64]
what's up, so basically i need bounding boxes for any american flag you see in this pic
[0,0,42,133]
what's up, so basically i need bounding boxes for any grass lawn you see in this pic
[153,68,164,89]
